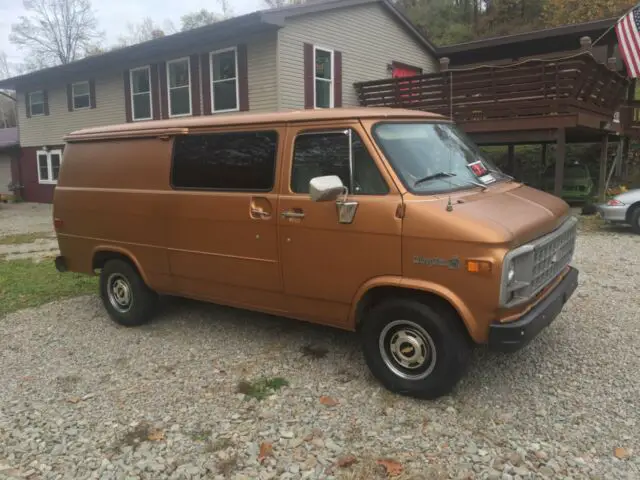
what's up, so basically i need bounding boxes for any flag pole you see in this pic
[592,3,640,48]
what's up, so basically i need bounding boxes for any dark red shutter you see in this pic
[150,64,160,120]
[123,70,132,122]
[190,54,201,115]
[159,61,168,119]
[237,44,249,112]
[43,90,49,115]
[201,53,212,115]
[334,51,342,108]
[304,43,314,109]
[66,84,73,111]
[89,79,96,109]
[25,93,31,118]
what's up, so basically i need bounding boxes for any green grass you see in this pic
[0,232,51,245]
[236,377,289,400]
[0,259,97,316]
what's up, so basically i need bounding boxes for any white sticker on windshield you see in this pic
[480,174,496,184]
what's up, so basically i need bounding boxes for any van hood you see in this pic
[403,184,570,246]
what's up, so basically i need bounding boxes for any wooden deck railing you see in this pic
[354,54,629,124]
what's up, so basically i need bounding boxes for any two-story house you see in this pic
[0,0,438,203]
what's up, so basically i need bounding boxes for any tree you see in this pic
[117,18,176,46]
[180,9,222,31]
[542,0,634,27]
[0,52,18,129]
[9,0,103,67]
[262,0,306,8]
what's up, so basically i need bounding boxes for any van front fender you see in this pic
[349,276,481,343]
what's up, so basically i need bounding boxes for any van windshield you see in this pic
[372,122,508,194]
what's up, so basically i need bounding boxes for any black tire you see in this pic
[99,259,158,327]
[361,298,471,399]
[631,207,640,234]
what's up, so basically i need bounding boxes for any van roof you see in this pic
[64,108,446,142]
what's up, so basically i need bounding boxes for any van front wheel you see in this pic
[361,299,471,399]
[99,259,158,327]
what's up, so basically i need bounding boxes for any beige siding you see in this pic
[278,3,438,110]
[17,31,278,147]
[247,32,278,113]
[17,73,126,147]
[0,153,12,194]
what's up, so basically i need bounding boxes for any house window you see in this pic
[291,130,388,195]
[130,66,153,121]
[37,149,62,184]
[314,47,333,108]
[29,91,45,116]
[72,81,91,110]
[172,131,278,190]
[167,57,191,117]
[211,48,238,112]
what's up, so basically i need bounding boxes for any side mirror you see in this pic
[309,175,345,202]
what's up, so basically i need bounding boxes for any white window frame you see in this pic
[29,91,45,117]
[72,81,91,110]
[36,149,63,185]
[313,46,334,109]
[166,57,192,118]
[129,66,153,121]
[210,47,239,114]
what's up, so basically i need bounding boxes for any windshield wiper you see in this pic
[414,171,455,187]
[414,171,488,191]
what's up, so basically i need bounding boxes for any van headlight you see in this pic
[500,246,535,307]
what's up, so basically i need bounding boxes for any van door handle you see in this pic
[250,208,271,219]
[281,210,305,219]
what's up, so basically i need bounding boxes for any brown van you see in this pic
[53,108,579,399]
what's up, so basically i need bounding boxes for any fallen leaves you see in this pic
[319,395,339,407]
[258,442,273,464]
[336,455,358,468]
[614,447,631,460]
[147,428,165,441]
[66,393,95,404]
[376,458,404,477]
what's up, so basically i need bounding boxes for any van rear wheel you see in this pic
[361,298,471,399]
[99,259,158,327]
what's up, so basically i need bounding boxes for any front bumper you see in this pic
[596,204,628,223]
[489,266,579,352]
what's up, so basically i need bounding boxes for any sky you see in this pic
[0,0,265,66]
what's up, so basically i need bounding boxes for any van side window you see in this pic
[172,131,278,191]
[291,129,388,195]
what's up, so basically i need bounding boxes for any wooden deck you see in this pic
[354,54,631,145]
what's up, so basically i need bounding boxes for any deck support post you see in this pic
[554,129,565,197]
[599,135,609,202]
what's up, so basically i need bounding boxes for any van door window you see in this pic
[171,131,278,191]
[291,129,388,195]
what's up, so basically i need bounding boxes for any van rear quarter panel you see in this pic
[54,138,173,291]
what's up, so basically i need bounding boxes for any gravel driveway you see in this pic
[0,203,53,236]
[1,222,639,479]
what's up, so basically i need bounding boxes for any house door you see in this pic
[392,62,422,105]
[277,123,403,327]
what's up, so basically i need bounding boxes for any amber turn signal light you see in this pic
[466,259,492,273]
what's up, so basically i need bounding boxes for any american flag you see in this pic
[616,4,640,78]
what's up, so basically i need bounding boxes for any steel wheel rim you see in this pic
[379,320,437,380]
[107,273,133,313]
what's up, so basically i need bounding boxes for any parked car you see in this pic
[52,108,579,400]
[597,188,640,233]
[542,161,594,202]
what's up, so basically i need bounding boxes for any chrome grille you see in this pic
[531,220,577,293]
